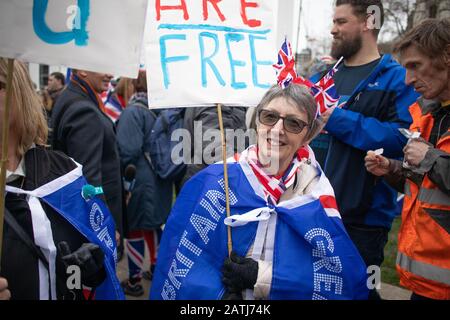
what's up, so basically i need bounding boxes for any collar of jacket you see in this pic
[417,97,443,116]
[22,146,76,191]
[344,54,393,107]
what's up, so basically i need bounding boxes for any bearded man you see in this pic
[309,0,419,299]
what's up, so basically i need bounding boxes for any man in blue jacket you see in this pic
[310,0,419,299]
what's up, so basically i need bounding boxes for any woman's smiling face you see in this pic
[257,96,309,175]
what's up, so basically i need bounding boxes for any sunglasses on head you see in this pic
[258,109,309,134]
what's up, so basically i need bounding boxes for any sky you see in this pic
[291,0,404,56]
[293,0,335,55]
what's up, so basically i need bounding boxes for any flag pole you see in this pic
[0,58,15,270]
[217,104,232,256]
[332,56,344,70]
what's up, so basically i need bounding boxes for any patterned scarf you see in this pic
[71,73,107,114]
[244,145,309,204]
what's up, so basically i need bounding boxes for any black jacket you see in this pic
[51,82,123,233]
[1,147,89,299]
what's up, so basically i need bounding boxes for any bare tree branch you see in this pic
[382,0,417,38]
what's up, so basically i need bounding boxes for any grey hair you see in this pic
[255,84,324,143]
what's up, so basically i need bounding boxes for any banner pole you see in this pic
[0,58,15,270]
[217,104,232,256]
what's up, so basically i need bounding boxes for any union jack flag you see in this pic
[273,39,299,88]
[273,39,344,117]
[310,65,344,117]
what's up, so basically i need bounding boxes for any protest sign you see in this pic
[0,0,148,78]
[145,0,278,108]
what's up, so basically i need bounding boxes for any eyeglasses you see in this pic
[258,109,309,134]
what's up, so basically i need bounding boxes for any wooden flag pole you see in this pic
[0,58,15,269]
[217,104,233,256]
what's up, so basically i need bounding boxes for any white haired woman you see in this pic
[150,84,368,300]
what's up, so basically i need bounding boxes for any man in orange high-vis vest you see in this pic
[364,18,450,300]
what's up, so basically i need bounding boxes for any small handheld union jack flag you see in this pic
[310,56,345,117]
[273,39,344,118]
[273,38,299,88]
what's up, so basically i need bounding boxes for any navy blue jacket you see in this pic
[116,95,173,231]
[310,54,419,228]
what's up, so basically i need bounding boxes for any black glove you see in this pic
[222,251,258,292]
[58,242,106,288]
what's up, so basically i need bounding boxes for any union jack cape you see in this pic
[150,146,368,300]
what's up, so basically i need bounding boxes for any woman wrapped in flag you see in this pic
[0,59,123,300]
[150,83,369,300]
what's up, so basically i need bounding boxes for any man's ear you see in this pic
[77,70,88,78]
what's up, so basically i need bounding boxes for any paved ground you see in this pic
[379,282,411,300]
[116,245,412,300]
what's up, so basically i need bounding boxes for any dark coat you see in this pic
[2,147,89,299]
[51,82,123,234]
[116,95,173,231]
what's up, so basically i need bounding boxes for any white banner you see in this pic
[0,0,148,78]
[146,0,278,108]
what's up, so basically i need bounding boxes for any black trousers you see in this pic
[345,223,389,300]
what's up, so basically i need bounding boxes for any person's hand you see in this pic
[222,251,258,292]
[365,151,391,176]
[403,138,432,167]
[0,277,11,300]
[115,231,120,246]
[320,106,337,124]
[58,242,106,288]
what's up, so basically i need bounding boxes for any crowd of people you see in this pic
[0,0,449,300]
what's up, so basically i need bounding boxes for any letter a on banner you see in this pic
[33,0,90,46]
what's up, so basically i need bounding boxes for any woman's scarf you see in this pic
[71,74,107,114]
[244,145,309,204]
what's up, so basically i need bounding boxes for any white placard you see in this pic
[0,0,148,78]
[146,0,278,108]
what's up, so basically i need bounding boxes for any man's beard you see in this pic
[331,34,362,60]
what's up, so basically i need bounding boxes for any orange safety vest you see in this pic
[397,101,450,300]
